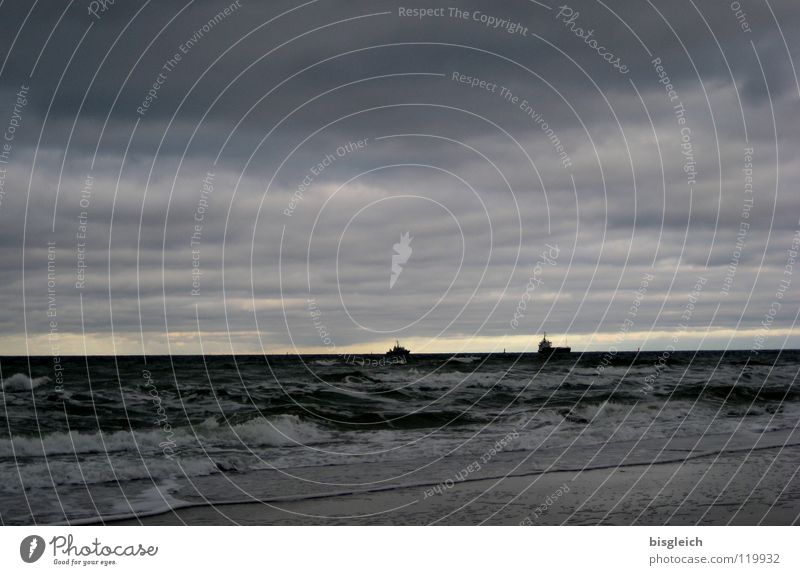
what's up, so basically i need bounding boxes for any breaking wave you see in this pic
[1,373,51,391]
[0,414,331,459]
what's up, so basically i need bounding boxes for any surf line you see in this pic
[72,434,800,525]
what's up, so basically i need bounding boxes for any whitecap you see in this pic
[1,373,51,391]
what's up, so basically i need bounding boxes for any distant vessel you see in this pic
[386,340,411,359]
[538,332,571,355]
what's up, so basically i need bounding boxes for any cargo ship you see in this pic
[386,340,411,359]
[538,332,571,355]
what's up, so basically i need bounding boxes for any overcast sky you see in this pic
[0,0,798,355]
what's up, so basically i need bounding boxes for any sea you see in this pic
[1,350,798,525]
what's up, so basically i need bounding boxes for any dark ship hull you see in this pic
[538,346,571,355]
[386,350,410,359]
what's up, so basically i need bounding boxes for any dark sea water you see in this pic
[1,350,798,524]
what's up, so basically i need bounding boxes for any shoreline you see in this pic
[102,441,800,526]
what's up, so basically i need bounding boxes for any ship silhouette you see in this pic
[538,332,571,355]
[386,340,411,359]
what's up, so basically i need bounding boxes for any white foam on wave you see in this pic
[450,356,481,364]
[0,414,331,459]
[1,373,51,391]
[198,414,330,447]
[0,456,222,491]
[0,416,335,490]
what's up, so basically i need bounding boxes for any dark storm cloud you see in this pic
[0,0,798,353]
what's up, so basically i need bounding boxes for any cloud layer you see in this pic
[0,0,798,355]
